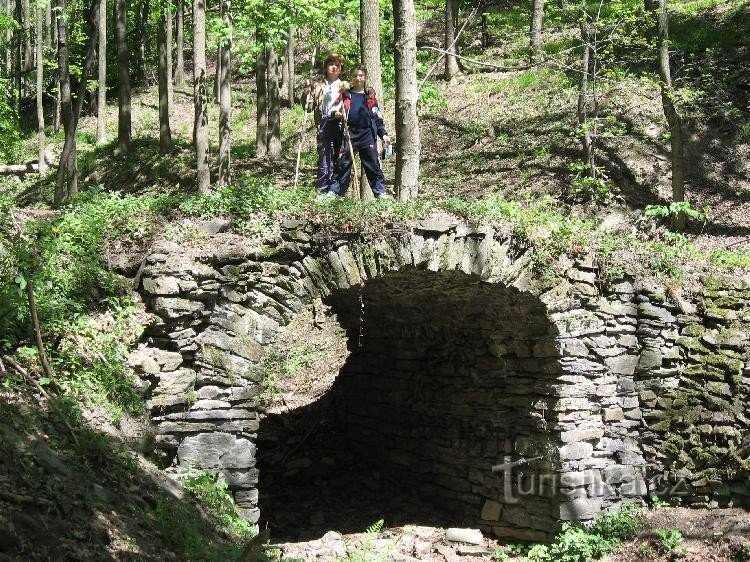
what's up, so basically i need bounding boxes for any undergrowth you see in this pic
[494,503,646,562]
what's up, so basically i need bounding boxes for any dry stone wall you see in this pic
[126,217,750,539]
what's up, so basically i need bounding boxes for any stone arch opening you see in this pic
[258,268,565,542]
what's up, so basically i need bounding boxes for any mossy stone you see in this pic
[650,420,671,432]
[676,336,710,354]
[706,354,742,375]
[681,324,706,338]
[683,364,725,381]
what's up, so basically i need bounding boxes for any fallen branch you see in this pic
[0,162,42,175]
[3,355,78,445]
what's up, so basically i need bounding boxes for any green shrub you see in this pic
[590,503,646,542]
[418,83,448,113]
[655,528,686,555]
[181,470,254,542]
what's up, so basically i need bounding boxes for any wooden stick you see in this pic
[9,210,56,384]
[293,108,309,190]
[341,104,360,197]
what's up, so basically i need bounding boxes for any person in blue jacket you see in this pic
[327,65,392,199]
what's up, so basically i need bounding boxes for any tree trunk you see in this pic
[444,0,459,79]
[360,0,382,98]
[158,9,172,154]
[577,22,594,177]
[97,0,106,143]
[135,0,149,85]
[5,0,11,75]
[45,0,51,48]
[35,0,45,173]
[55,0,101,205]
[266,45,281,160]
[116,0,131,153]
[280,26,291,104]
[14,0,21,114]
[530,0,545,62]
[213,39,220,101]
[287,25,295,103]
[392,0,420,200]
[360,0,382,201]
[193,0,209,192]
[54,0,73,205]
[174,0,184,86]
[255,44,268,158]
[481,12,488,48]
[21,0,30,72]
[52,2,60,133]
[166,1,173,107]
[217,0,231,186]
[657,0,685,230]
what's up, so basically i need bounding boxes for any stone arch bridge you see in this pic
[127,217,750,541]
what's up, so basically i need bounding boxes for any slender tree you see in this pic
[55,0,101,204]
[481,11,488,48]
[444,0,459,79]
[359,0,382,200]
[213,36,220,101]
[158,3,172,154]
[35,0,45,172]
[266,45,282,160]
[174,0,185,86]
[45,0,51,47]
[279,25,292,104]
[393,0,420,200]
[577,21,595,177]
[54,0,73,202]
[135,0,149,84]
[193,0,209,192]
[166,0,173,106]
[13,0,21,113]
[52,1,60,134]
[217,0,231,185]
[255,44,268,158]
[97,0,107,143]
[656,0,685,230]
[116,0,131,153]
[5,0,11,75]
[21,0,30,71]
[286,26,295,103]
[530,0,545,62]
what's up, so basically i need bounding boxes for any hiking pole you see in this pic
[341,104,360,198]
[293,108,309,190]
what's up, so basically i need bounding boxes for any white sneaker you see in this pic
[375,193,392,200]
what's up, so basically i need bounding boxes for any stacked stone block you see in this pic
[125,220,749,538]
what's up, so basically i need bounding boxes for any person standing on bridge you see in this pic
[326,65,391,199]
[305,54,346,193]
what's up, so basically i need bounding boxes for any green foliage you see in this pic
[0,79,22,164]
[654,528,686,555]
[181,470,255,542]
[590,503,646,542]
[521,505,646,562]
[418,83,447,113]
[644,201,709,224]
[176,177,309,235]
